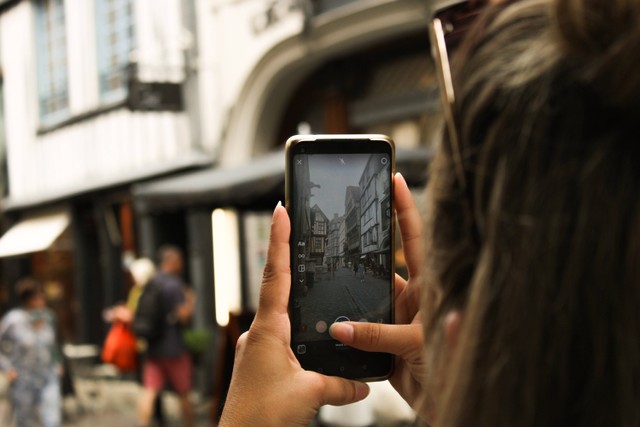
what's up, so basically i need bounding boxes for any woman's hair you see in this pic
[129,257,156,287]
[424,0,640,425]
[15,277,43,305]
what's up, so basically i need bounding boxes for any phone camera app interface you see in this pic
[291,152,392,344]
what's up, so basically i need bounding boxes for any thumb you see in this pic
[330,321,422,357]
[254,203,291,323]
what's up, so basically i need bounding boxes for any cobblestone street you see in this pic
[295,266,392,342]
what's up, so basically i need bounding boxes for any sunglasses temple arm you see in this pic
[430,18,468,190]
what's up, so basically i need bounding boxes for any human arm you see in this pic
[104,304,134,324]
[48,309,64,376]
[176,287,195,324]
[0,313,18,382]
[219,203,370,427]
[329,173,434,421]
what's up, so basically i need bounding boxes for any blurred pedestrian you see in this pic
[137,245,195,427]
[104,257,168,427]
[104,257,156,325]
[358,260,365,282]
[127,258,156,316]
[127,258,169,426]
[0,278,61,427]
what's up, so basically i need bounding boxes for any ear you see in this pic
[444,310,463,352]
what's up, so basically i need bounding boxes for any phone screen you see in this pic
[287,136,394,380]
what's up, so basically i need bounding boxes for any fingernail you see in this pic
[329,322,354,342]
[273,201,282,216]
[354,382,370,401]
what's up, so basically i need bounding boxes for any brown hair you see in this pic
[157,244,183,266]
[424,0,640,425]
[15,277,43,305]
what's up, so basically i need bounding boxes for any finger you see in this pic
[394,173,424,280]
[394,273,421,324]
[330,321,422,358]
[394,273,408,299]
[255,203,291,322]
[312,374,370,407]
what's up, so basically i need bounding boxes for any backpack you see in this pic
[132,279,167,343]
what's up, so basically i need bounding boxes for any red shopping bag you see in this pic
[101,322,138,372]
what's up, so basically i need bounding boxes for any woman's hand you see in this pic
[330,173,433,420]
[219,203,370,427]
[113,305,134,323]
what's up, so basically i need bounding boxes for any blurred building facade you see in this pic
[0,0,439,394]
[0,0,214,344]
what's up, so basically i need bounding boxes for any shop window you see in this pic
[34,0,69,127]
[33,244,76,342]
[95,0,135,103]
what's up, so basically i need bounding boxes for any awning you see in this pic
[133,147,433,212]
[133,150,286,211]
[0,209,70,257]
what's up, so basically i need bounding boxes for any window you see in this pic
[381,196,391,231]
[362,203,377,226]
[312,237,324,253]
[362,228,378,248]
[35,0,69,126]
[95,0,134,103]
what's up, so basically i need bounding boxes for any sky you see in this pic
[308,153,371,218]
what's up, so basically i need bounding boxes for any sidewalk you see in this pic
[65,368,212,427]
[0,364,211,427]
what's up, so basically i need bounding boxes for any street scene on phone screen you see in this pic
[292,153,392,343]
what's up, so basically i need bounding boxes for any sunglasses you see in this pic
[429,0,486,190]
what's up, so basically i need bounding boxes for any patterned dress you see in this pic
[0,308,61,427]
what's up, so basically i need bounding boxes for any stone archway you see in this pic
[218,0,429,165]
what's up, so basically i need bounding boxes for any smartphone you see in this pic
[285,134,395,381]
